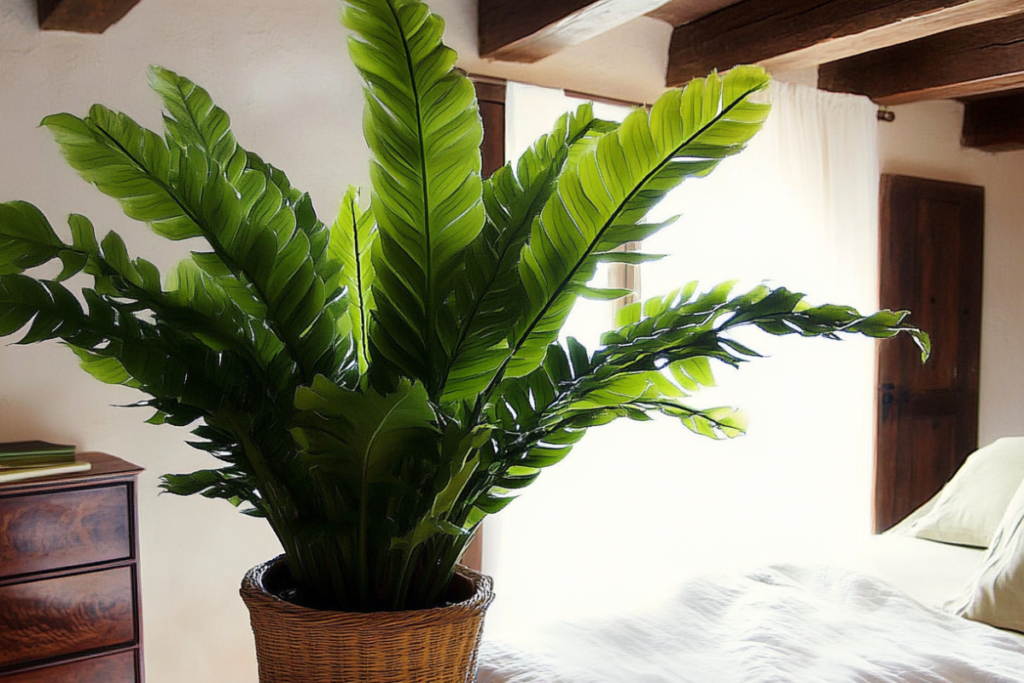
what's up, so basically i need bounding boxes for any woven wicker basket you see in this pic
[240,556,494,683]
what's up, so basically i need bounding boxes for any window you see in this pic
[485,81,882,640]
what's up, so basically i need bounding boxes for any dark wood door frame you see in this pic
[461,76,507,572]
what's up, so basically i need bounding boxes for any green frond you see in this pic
[597,283,931,375]
[483,68,772,409]
[149,66,338,289]
[43,107,202,241]
[0,202,65,275]
[0,275,95,345]
[68,344,139,387]
[147,65,248,183]
[46,102,352,383]
[440,104,613,403]
[330,187,377,375]
[344,0,485,395]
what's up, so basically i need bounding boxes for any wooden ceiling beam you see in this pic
[478,0,677,63]
[961,91,1024,152]
[818,13,1024,104]
[666,0,1024,87]
[37,0,142,33]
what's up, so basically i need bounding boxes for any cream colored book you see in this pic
[0,461,92,484]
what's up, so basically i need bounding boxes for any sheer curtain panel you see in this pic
[484,81,881,639]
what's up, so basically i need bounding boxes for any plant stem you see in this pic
[390,548,414,611]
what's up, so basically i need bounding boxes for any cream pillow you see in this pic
[947,478,1024,633]
[907,437,1024,548]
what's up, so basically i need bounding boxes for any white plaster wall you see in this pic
[0,1,672,681]
[878,101,1024,446]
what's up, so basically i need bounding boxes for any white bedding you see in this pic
[789,534,987,608]
[479,537,1024,682]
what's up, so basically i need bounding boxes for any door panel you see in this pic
[875,174,984,532]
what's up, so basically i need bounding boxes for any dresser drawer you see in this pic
[0,567,136,669]
[0,650,137,683]
[0,485,131,578]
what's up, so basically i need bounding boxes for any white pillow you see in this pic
[947,478,1024,633]
[907,437,1024,548]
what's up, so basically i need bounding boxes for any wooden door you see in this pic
[874,174,984,532]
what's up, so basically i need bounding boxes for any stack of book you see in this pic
[0,441,91,484]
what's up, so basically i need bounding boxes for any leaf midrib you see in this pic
[476,85,763,415]
[439,122,593,400]
[88,119,308,382]
[349,195,370,368]
[385,0,435,391]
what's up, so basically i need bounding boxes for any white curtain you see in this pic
[483,81,881,640]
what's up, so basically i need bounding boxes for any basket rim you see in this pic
[240,554,495,625]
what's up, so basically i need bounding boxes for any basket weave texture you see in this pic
[240,556,495,683]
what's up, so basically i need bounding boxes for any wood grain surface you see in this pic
[0,651,136,683]
[874,176,984,531]
[668,0,1024,87]
[818,12,1024,104]
[37,0,143,33]
[961,91,1024,152]
[0,485,130,579]
[0,568,136,668]
[479,0,675,61]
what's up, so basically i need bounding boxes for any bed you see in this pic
[478,438,1024,682]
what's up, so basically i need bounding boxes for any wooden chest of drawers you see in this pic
[0,453,144,682]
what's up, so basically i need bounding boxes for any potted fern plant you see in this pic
[0,0,928,680]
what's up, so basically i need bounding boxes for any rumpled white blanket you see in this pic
[478,565,1024,682]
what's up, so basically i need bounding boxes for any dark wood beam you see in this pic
[646,0,739,26]
[962,91,1024,151]
[818,13,1024,104]
[38,0,142,33]
[479,0,677,63]
[667,0,1024,87]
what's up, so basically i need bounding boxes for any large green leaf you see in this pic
[148,66,338,289]
[147,65,248,183]
[440,104,615,403]
[0,274,92,344]
[597,283,931,379]
[330,187,378,375]
[0,273,258,417]
[1,197,294,391]
[0,202,64,275]
[343,0,485,395]
[291,376,440,607]
[465,339,747,516]
[43,107,202,241]
[493,67,771,398]
[45,104,351,383]
[293,376,439,523]
[164,260,291,383]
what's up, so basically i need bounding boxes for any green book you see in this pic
[0,441,76,467]
[0,461,91,484]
